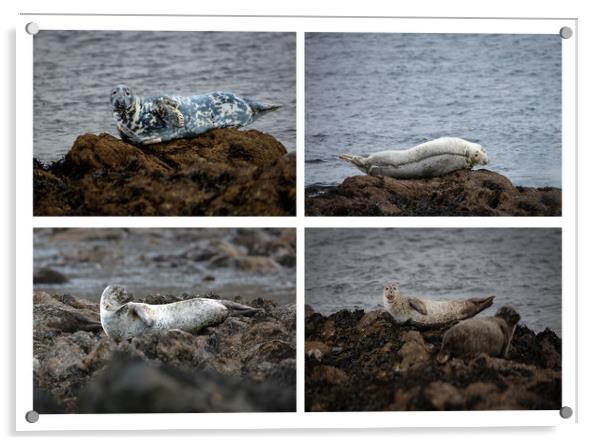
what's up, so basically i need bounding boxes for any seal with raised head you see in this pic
[339,137,488,179]
[383,282,495,328]
[436,306,521,364]
[110,84,282,146]
[100,285,258,342]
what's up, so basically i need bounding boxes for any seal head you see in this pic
[110,85,135,112]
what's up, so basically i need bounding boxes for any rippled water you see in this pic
[305,33,561,188]
[306,228,561,335]
[34,228,296,305]
[34,31,296,162]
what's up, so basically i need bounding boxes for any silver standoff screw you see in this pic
[559,26,573,39]
[25,410,39,423]
[25,22,40,35]
[559,406,573,419]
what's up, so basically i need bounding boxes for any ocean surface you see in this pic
[306,228,562,335]
[34,228,296,305]
[34,31,296,162]
[305,33,561,188]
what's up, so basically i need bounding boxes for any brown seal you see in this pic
[436,306,521,364]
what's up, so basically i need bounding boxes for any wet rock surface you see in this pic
[305,170,561,216]
[34,292,296,413]
[34,129,295,216]
[305,308,561,411]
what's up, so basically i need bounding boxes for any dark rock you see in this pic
[306,170,561,216]
[33,292,296,413]
[305,309,561,411]
[78,353,294,413]
[34,130,295,216]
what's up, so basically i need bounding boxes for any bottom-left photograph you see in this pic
[32,228,297,413]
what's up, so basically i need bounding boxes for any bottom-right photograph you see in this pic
[305,228,561,411]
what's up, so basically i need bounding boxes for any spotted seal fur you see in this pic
[383,282,495,328]
[110,84,281,145]
[340,137,488,179]
[100,285,258,341]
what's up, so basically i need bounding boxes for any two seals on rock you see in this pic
[100,285,258,342]
[110,84,282,146]
[340,137,489,179]
[436,306,521,364]
[383,282,495,328]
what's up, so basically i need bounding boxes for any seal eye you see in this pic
[125,91,131,96]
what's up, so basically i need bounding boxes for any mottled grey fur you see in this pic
[100,285,257,342]
[110,84,281,146]
[383,282,495,328]
[436,306,521,364]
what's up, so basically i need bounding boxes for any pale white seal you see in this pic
[383,282,495,328]
[436,306,521,364]
[100,285,257,341]
[340,137,488,179]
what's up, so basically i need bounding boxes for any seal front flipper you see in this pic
[128,303,155,327]
[408,298,428,315]
[152,97,185,128]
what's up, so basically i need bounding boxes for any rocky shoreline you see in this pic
[34,129,295,216]
[305,307,561,411]
[305,170,561,216]
[33,292,296,413]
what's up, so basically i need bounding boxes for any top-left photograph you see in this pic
[33,31,296,216]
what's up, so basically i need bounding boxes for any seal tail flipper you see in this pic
[244,98,282,114]
[469,295,495,314]
[339,153,366,169]
[218,300,260,317]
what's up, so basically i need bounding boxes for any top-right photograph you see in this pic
[305,33,562,216]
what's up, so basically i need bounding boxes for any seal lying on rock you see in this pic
[100,285,258,341]
[383,282,495,328]
[110,84,281,145]
[436,306,521,364]
[339,137,488,179]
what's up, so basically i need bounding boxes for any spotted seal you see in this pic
[100,285,258,341]
[436,306,521,364]
[383,282,495,328]
[110,84,281,145]
[339,137,488,179]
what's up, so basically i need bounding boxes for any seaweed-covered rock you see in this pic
[33,292,296,413]
[305,170,561,216]
[305,309,561,411]
[34,130,295,216]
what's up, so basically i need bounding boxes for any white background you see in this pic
[1,0,601,442]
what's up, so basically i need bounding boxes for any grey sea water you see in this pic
[305,33,561,188]
[34,31,296,162]
[306,228,561,335]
